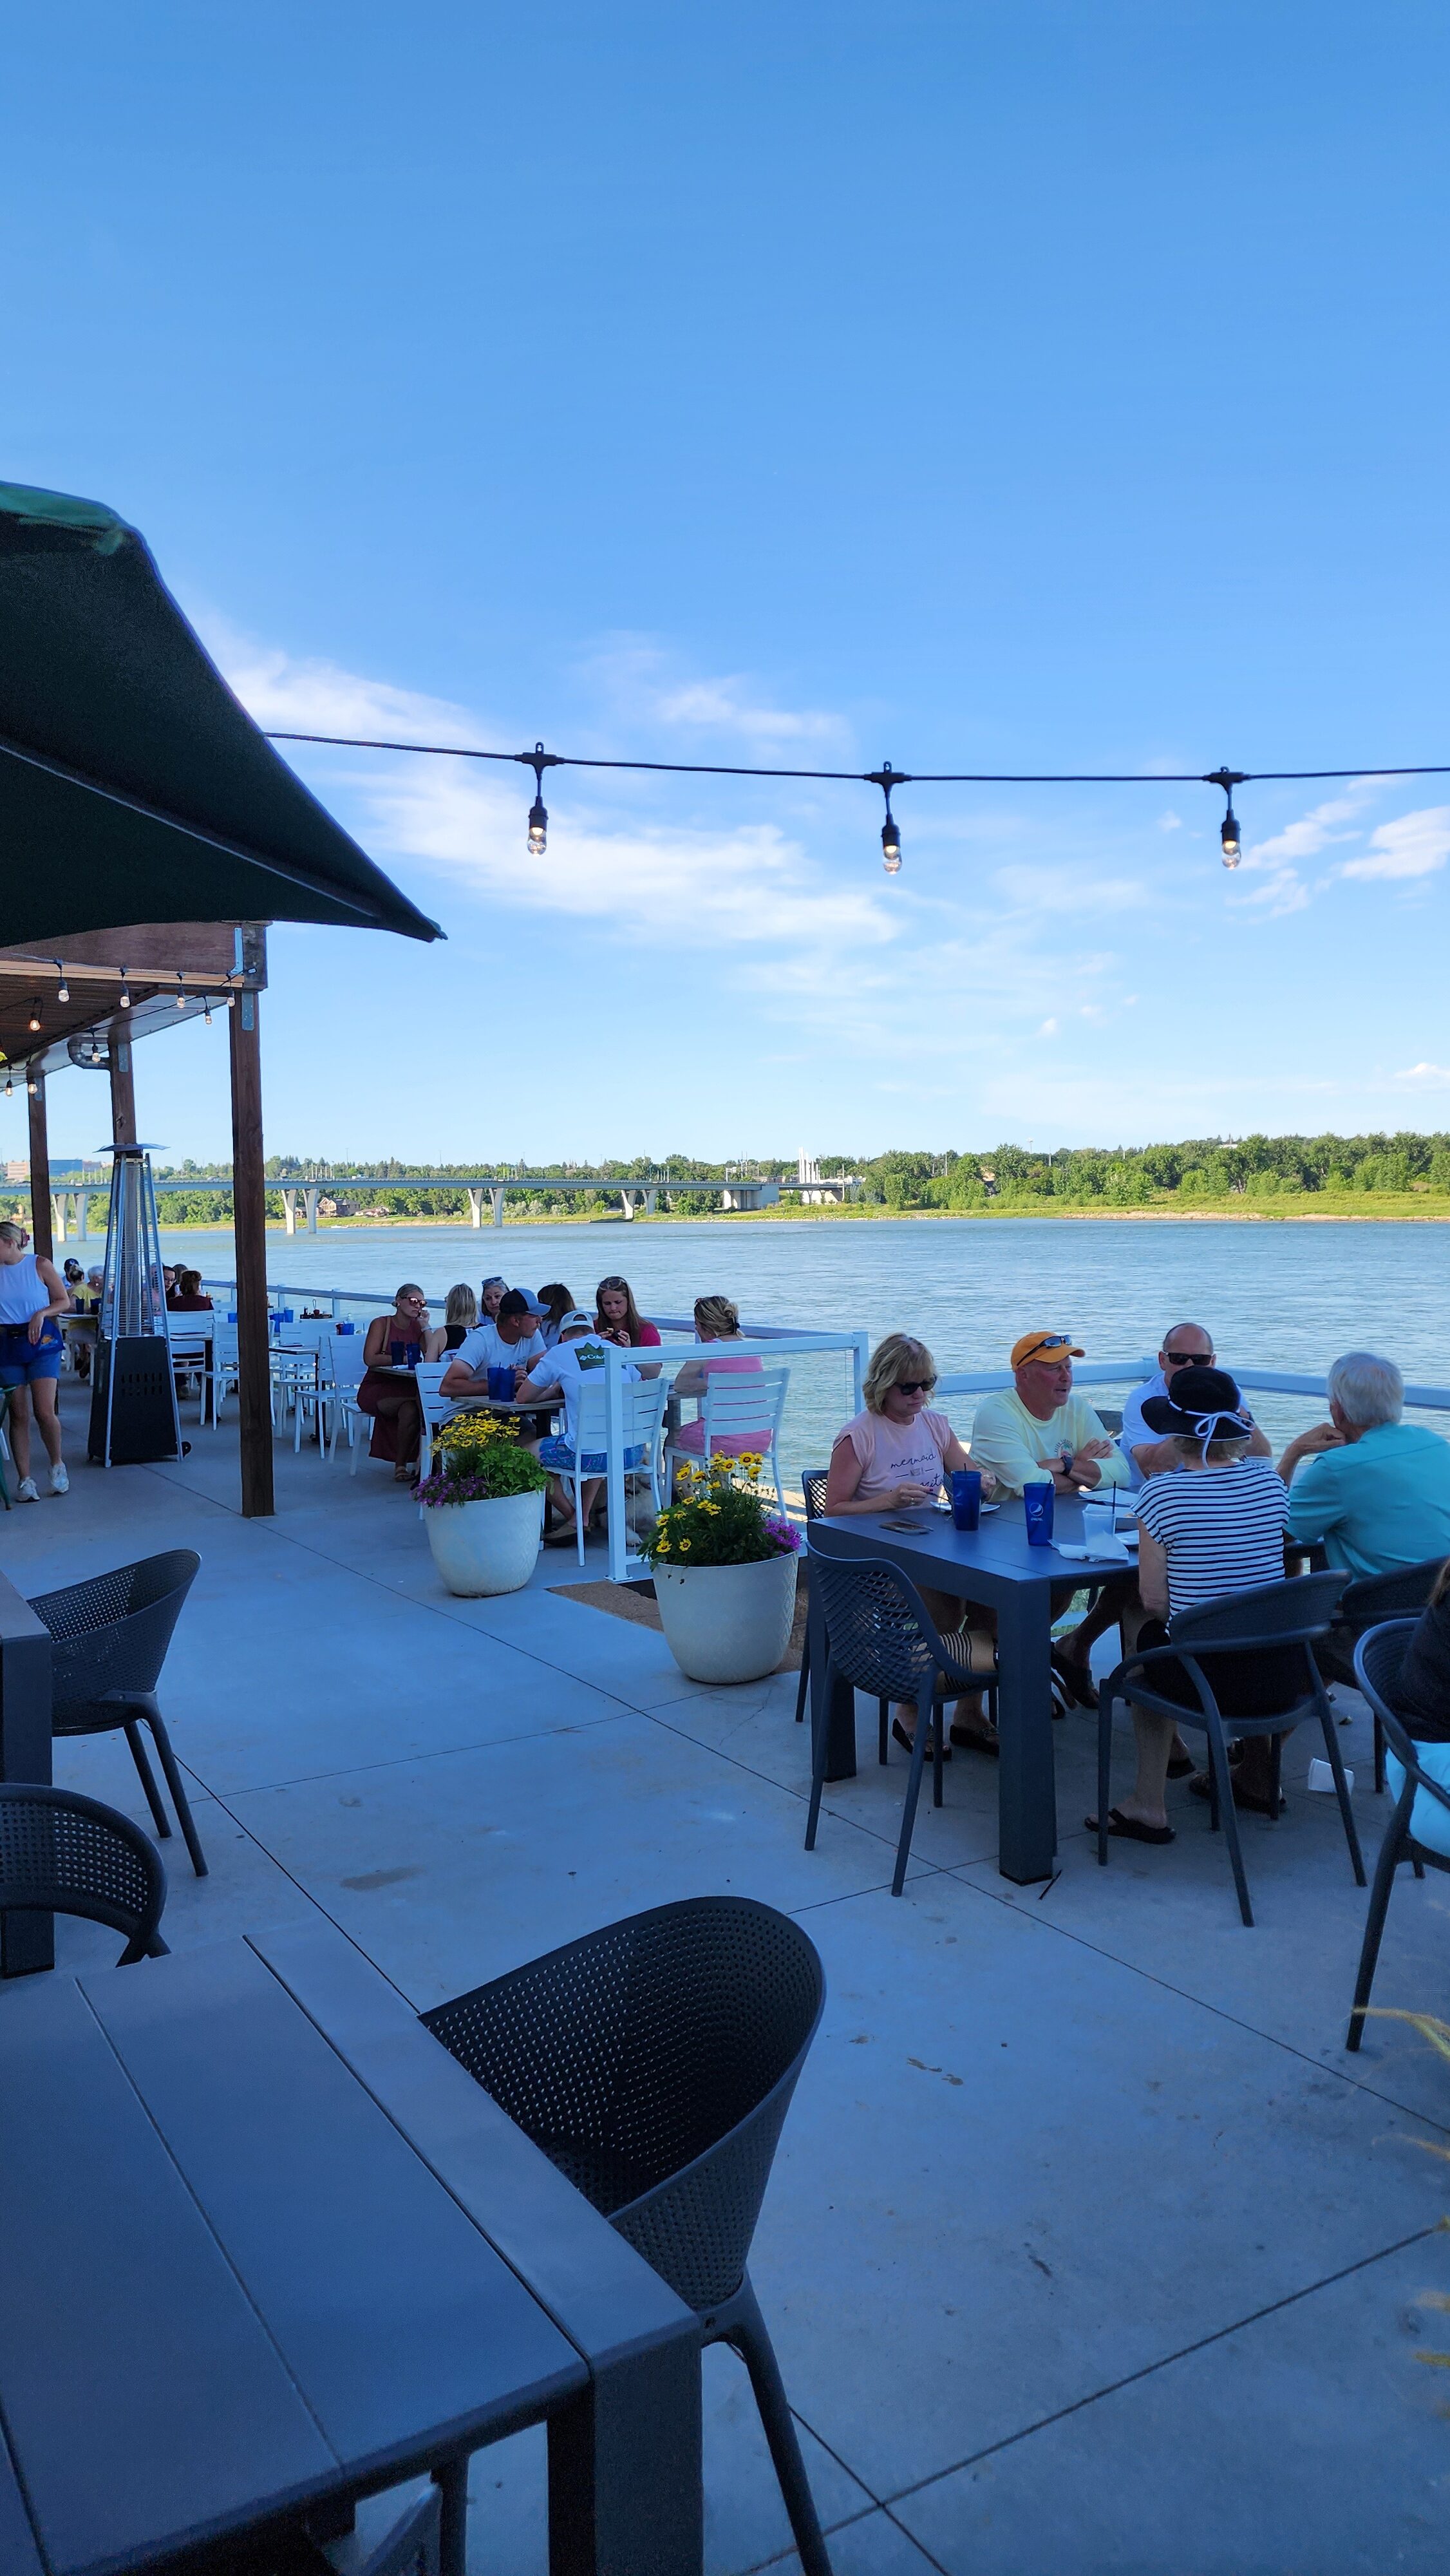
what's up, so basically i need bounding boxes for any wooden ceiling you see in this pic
[0,922,267,1084]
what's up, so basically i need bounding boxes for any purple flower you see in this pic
[764,1515,804,1553]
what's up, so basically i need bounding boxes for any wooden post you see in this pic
[108,1023,137,1148]
[228,990,274,1518]
[26,1072,52,1263]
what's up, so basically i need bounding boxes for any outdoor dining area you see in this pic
[3,478,1449,2574]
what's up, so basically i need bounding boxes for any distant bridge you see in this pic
[44,1171,795,1238]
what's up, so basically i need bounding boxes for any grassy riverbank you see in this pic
[145,1193,1450,1234]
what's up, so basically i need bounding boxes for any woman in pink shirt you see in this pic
[672,1294,769,1457]
[824,1333,997,1758]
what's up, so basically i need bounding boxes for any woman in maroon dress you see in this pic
[357,1283,429,1479]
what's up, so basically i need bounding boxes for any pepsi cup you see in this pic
[951,1468,983,1531]
[487,1365,516,1400]
[1023,1480,1055,1547]
[389,1339,407,1366]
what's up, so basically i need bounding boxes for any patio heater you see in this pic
[87,1144,183,1466]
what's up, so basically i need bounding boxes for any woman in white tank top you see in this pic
[0,1220,71,1499]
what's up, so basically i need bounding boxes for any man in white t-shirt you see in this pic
[517,1311,645,1548]
[442,1288,547,1399]
[1120,1321,1271,1490]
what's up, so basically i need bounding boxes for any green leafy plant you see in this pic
[642,1454,802,1568]
[417,1410,547,1509]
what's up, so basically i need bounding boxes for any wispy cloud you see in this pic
[1396,1061,1450,1085]
[1336,806,1450,884]
[577,635,844,748]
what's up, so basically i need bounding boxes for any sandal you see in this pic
[1050,1647,1098,1710]
[1166,1750,1196,1780]
[1087,1806,1175,1845]
[1188,1772,1285,1816]
[891,1718,950,1761]
[949,1719,1000,1758]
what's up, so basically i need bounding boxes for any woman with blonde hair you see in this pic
[357,1283,430,1480]
[428,1283,478,1358]
[671,1293,765,1459]
[824,1332,997,1757]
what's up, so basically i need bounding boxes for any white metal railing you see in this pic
[937,1357,1450,1412]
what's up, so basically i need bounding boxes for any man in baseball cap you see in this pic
[969,1329,1133,1705]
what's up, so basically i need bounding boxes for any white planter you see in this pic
[424,1489,543,1596]
[653,1551,798,1684]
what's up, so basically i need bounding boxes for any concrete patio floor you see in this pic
[5,1381,1450,2575]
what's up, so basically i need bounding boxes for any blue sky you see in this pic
[6,1,1449,1165]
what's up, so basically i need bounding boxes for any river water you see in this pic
[148,1214,1450,1486]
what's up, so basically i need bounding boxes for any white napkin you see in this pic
[1053,1536,1133,1562]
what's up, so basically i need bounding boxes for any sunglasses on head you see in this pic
[896,1378,936,1396]
[1025,1336,1073,1358]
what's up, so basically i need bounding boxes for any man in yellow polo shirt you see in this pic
[970,1330,1133,1707]
[970,1331,1132,1501]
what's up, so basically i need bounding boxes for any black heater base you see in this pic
[88,1337,182,1465]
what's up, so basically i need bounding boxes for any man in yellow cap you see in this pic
[970,1332,1131,1502]
[970,1331,1134,1705]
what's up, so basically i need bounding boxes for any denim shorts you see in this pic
[539,1435,645,1475]
[0,1323,62,1387]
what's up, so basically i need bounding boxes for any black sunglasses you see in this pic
[896,1378,936,1396]
[1164,1349,1214,1367]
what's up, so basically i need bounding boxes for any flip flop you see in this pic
[1051,1648,1098,1710]
[949,1721,1000,1757]
[1087,1806,1175,1845]
[892,1718,950,1761]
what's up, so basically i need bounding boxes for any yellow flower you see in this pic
[679,1537,692,1551]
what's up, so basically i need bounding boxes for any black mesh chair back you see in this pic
[424,1895,822,2309]
[1346,1618,1450,2049]
[27,1549,208,1877]
[805,1535,986,1895]
[1335,1560,1443,1792]
[423,1897,833,2575]
[1098,1571,1363,1926]
[30,1548,200,1719]
[0,1784,167,1964]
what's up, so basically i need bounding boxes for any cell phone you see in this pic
[880,1515,928,1533]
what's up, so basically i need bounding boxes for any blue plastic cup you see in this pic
[1023,1480,1055,1547]
[389,1339,408,1366]
[487,1365,516,1400]
[950,1468,983,1532]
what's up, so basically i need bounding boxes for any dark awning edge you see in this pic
[0,480,445,947]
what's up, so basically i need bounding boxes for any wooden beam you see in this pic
[108,1021,136,1148]
[228,989,273,1518]
[25,1073,52,1263]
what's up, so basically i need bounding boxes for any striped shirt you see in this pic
[1135,1460,1288,1620]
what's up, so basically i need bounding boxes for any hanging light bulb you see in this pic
[1204,767,1247,871]
[53,960,68,1003]
[175,973,187,1008]
[203,998,212,1025]
[118,969,131,1008]
[869,761,909,875]
[26,999,41,1032]
[26,1077,37,1097]
[3,1077,11,1097]
[523,741,557,858]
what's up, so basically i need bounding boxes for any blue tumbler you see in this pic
[950,1468,983,1531]
[1023,1480,1055,1547]
[389,1339,408,1366]
[487,1365,516,1400]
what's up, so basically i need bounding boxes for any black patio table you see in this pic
[807,1493,1135,1885]
[0,1919,702,2576]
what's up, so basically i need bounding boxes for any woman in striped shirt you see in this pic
[1089,1367,1291,1845]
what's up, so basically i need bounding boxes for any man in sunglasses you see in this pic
[1120,1323,1271,1490]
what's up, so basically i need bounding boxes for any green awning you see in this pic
[0,482,442,947]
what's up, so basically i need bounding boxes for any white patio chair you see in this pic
[209,1320,240,1426]
[551,1376,669,1566]
[415,1360,463,1481]
[165,1316,213,1422]
[661,1367,790,1516]
[317,1334,369,1467]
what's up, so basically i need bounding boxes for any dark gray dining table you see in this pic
[0,1918,702,2576]
[807,1493,1136,1884]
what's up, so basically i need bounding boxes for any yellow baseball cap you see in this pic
[1011,1329,1085,1367]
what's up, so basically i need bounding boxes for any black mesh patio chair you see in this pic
[1321,1557,1445,1790]
[28,1548,207,1876]
[1097,1571,1365,1926]
[793,1468,830,1726]
[1346,1620,1450,2051]
[805,1533,998,1897]
[421,1896,832,2576]
[0,1783,167,1963]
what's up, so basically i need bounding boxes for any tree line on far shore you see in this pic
[15,1133,1450,1224]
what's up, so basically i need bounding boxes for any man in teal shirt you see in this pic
[1281,1351,1450,1580]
